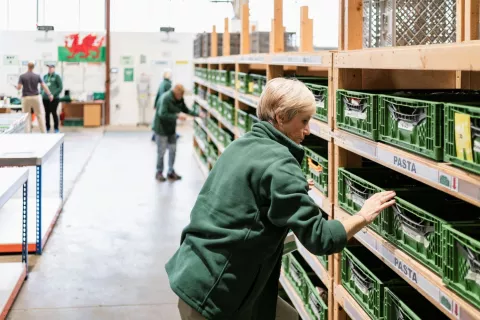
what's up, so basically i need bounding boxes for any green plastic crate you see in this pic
[304,273,328,320]
[282,251,309,302]
[248,114,259,132]
[442,224,480,307]
[215,97,224,115]
[218,70,229,86]
[384,287,448,320]
[228,71,236,88]
[383,188,480,275]
[306,84,328,123]
[210,94,219,110]
[237,72,249,93]
[208,142,218,162]
[63,118,83,127]
[444,103,480,174]
[194,67,203,78]
[237,109,250,131]
[249,74,267,96]
[207,118,218,136]
[222,101,234,124]
[293,77,329,123]
[304,146,328,196]
[379,95,444,160]
[338,167,424,234]
[342,245,405,319]
[336,90,379,141]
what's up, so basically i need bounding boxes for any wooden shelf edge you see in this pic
[335,206,480,320]
[294,236,331,290]
[193,150,209,178]
[194,96,236,137]
[194,118,225,154]
[193,135,207,154]
[333,129,480,207]
[334,285,371,320]
[334,42,480,71]
[309,119,331,142]
[308,187,331,216]
[279,271,312,320]
[194,51,334,67]
[237,92,259,108]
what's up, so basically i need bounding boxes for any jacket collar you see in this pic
[251,121,304,164]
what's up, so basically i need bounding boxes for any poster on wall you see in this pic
[124,68,134,82]
[3,55,19,66]
[58,33,106,62]
[120,56,134,66]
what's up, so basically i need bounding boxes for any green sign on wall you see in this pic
[124,68,134,82]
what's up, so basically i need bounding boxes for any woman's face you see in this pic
[277,110,314,144]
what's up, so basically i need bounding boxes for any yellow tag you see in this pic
[236,80,240,90]
[175,60,188,65]
[248,82,254,93]
[454,113,473,161]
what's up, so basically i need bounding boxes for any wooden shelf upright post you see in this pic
[300,6,313,52]
[271,0,284,53]
[223,18,230,56]
[240,3,250,54]
[211,26,218,57]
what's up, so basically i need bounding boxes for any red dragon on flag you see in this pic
[59,33,106,62]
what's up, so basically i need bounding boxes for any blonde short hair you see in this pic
[257,78,315,124]
[163,69,172,80]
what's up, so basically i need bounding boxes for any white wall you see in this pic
[0,31,106,98]
[109,32,194,126]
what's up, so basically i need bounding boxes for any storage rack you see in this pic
[193,1,480,319]
[0,168,29,319]
[0,134,65,255]
[0,113,28,134]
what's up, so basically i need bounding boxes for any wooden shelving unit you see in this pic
[192,1,480,319]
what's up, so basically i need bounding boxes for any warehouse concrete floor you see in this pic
[8,122,204,319]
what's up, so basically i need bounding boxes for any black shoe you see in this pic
[156,172,166,182]
[167,171,182,181]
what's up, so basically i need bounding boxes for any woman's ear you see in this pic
[275,114,283,126]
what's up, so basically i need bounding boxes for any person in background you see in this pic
[41,64,63,133]
[17,61,53,133]
[165,78,396,320]
[153,84,202,182]
[151,69,172,141]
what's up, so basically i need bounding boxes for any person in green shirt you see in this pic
[165,78,396,320]
[41,64,63,133]
[152,70,173,142]
[153,84,201,181]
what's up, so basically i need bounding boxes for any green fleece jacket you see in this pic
[165,121,347,319]
[41,73,63,99]
[152,90,198,136]
[154,78,172,109]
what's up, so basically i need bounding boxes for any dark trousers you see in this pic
[43,98,60,131]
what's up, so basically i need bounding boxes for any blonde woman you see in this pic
[166,78,396,320]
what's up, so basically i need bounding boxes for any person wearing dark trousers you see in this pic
[41,64,63,133]
[152,84,202,182]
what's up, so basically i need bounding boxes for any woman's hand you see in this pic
[358,191,396,223]
[307,179,314,190]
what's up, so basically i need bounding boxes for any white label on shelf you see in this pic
[308,189,324,209]
[376,148,438,182]
[334,132,377,158]
[309,121,329,140]
[438,172,458,192]
[398,120,415,132]
[355,229,378,252]
[380,244,446,309]
[239,55,265,63]
[238,95,258,108]
[271,55,323,65]
[343,297,364,320]
[458,178,480,202]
